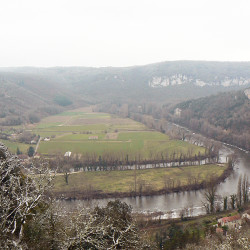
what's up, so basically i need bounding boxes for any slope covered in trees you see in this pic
[0,61,249,125]
[170,90,250,150]
[0,72,86,125]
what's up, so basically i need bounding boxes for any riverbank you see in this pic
[137,204,250,249]
[52,163,231,200]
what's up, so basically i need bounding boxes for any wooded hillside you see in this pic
[171,90,250,150]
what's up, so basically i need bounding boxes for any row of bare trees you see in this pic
[203,173,249,214]
[48,149,217,176]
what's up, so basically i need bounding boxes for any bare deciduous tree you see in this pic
[203,176,217,214]
[65,200,142,249]
[0,142,54,248]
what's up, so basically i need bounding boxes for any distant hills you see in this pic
[0,61,249,125]
[0,71,85,125]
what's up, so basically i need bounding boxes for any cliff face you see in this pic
[244,88,250,99]
[149,74,250,88]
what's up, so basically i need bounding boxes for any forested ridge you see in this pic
[170,90,250,150]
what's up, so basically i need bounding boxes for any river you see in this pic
[60,145,249,218]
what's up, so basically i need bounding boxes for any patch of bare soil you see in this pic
[70,106,94,113]
[42,116,69,123]
[69,118,110,125]
[105,133,118,140]
[109,118,135,125]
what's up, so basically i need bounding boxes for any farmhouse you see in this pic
[64,151,72,157]
[44,137,50,141]
[88,136,98,140]
[218,215,242,229]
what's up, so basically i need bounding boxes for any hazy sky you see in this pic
[0,0,249,67]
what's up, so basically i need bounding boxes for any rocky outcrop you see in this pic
[149,74,250,88]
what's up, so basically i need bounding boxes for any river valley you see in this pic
[60,145,249,218]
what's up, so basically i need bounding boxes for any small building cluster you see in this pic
[218,215,242,229]
[215,210,250,234]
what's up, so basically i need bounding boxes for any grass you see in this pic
[56,111,111,118]
[111,124,146,131]
[38,134,203,159]
[38,140,137,155]
[35,124,108,134]
[36,122,62,129]
[0,139,30,154]
[117,131,168,141]
[37,129,204,159]
[28,108,206,159]
[53,164,227,194]
[32,131,65,137]
[145,140,202,157]
[54,133,106,141]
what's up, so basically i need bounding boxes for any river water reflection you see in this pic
[60,146,249,218]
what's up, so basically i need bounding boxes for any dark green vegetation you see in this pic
[54,95,72,106]
[170,90,250,150]
[27,146,35,157]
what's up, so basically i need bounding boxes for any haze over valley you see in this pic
[0,1,249,249]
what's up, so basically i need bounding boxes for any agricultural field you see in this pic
[53,164,227,195]
[31,107,205,160]
[0,139,29,154]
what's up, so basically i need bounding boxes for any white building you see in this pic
[64,151,72,157]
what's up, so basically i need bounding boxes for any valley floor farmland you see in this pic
[53,163,228,199]
[34,107,205,161]
[0,107,231,199]
[0,138,29,154]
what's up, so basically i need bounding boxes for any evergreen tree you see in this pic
[28,146,35,157]
[16,147,22,155]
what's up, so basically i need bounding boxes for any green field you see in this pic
[29,107,205,159]
[0,139,29,154]
[53,164,227,194]
[34,124,108,132]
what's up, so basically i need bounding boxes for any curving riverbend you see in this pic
[60,145,249,218]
